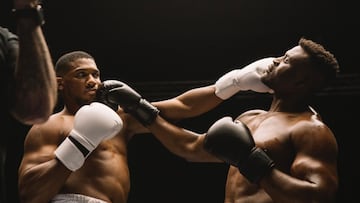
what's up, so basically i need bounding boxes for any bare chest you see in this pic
[242,113,301,170]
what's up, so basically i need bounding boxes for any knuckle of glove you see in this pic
[96,81,122,112]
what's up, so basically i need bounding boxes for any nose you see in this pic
[273,56,282,66]
[86,74,100,88]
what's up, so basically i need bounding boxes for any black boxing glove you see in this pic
[96,80,159,126]
[204,116,275,183]
[96,80,121,111]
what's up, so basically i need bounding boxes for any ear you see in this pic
[57,77,64,90]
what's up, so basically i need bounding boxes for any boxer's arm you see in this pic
[18,125,72,203]
[10,1,57,125]
[96,81,221,161]
[152,58,274,121]
[259,122,338,202]
[152,85,223,121]
[147,116,222,162]
[19,103,122,202]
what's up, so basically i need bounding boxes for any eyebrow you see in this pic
[71,67,99,73]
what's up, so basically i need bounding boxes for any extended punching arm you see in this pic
[204,116,275,183]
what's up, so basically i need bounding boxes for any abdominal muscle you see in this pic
[58,140,130,203]
[224,166,272,203]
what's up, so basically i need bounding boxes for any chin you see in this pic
[83,98,95,105]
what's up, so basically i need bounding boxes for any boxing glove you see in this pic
[54,102,123,171]
[97,80,159,126]
[215,57,274,100]
[96,80,120,111]
[204,116,274,183]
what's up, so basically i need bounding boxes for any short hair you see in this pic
[55,51,94,76]
[299,37,340,86]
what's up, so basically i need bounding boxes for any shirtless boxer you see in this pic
[17,51,135,203]
[101,37,340,203]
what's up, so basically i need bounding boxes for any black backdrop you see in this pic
[1,0,360,202]
[1,0,359,81]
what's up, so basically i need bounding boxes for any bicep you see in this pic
[20,126,59,174]
[290,124,338,189]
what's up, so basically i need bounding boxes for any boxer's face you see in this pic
[58,58,101,105]
[261,46,312,94]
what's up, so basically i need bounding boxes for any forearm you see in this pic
[260,169,335,203]
[153,85,223,120]
[12,19,57,124]
[18,158,71,203]
[148,116,219,162]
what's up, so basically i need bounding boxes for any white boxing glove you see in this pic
[55,102,123,171]
[215,57,274,100]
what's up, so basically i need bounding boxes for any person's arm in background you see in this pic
[11,0,57,125]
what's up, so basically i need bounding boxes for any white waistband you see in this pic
[51,193,108,203]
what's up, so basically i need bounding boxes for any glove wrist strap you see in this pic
[54,137,87,171]
[238,148,275,183]
[129,99,159,126]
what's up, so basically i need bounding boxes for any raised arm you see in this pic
[10,0,57,124]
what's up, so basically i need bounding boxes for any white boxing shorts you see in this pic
[51,193,108,203]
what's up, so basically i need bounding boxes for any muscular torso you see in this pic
[62,141,129,202]
[20,110,134,203]
[61,134,130,202]
[224,109,316,203]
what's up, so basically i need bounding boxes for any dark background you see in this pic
[1,0,360,202]
[1,0,359,81]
